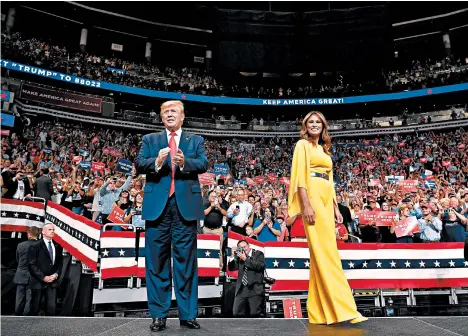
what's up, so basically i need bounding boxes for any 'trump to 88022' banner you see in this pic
[20,83,102,113]
[2,59,468,106]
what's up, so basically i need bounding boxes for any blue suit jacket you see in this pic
[135,130,209,222]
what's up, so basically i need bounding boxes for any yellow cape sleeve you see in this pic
[288,140,311,218]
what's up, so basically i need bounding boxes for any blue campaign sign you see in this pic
[116,158,133,175]
[78,161,91,170]
[42,148,52,154]
[1,90,12,101]
[2,59,468,106]
[213,164,229,175]
[79,149,89,157]
[0,112,15,127]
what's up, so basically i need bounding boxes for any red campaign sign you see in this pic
[376,211,398,227]
[250,160,256,165]
[107,205,125,224]
[255,176,265,184]
[72,156,83,164]
[279,177,290,185]
[246,178,256,186]
[102,148,111,155]
[198,172,215,185]
[357,211,379,224]
[394,216,420,238]
[91,161,106,172]
[387,155,395,164]
[91,136,99,144]
[0,129,10,136]
[368,179,380,187]
[398,142,406,147]
[352,168,360,175]
[267,175,277,183]
[283,299,303,318]
[366,152,371,157]
[366,165,375,170]
[442,160,451,167]
[420,157,428,163]
[402,158,411,164]
[458,144,465,149]
[398,180,418,192]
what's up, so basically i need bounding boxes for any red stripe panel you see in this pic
[1,198,45,210]
[100,231,137,239]
[226,270,238,279]
[336,242,464,250]
[197,234,224,241]
[53,234,97,272]
[136,267,220,278]
[228,231,265,247]
[47,202,101,230]
[0,224,29,232]
[198,267,220,277]
[266,242,308,248]
[270,278,468,292]
[101,266,138,280]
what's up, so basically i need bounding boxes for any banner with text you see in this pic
[20,83,102,113]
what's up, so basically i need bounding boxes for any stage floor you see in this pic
[1,316,467,336]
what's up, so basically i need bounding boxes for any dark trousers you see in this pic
[233,284,264,317]
[15,284,31,316]
[29,286,57,316]
[145,196,198,320]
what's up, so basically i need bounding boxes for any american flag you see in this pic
[137,233,222,278]
[45,202,100,271]
[100,231,138,279]
[227,232,468,290]
[0,198,45,232]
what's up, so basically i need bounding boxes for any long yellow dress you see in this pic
[288,139,363,324]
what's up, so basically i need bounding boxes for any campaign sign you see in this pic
[279,177,290,186]
[79,149,89,157]
[116,159,133,175]
[283,299,303,318]
[376,211,398,227]
[255,176,265,184]
[72,156,82,164]
[368,179,380,187]
[107,206,125,224]
[357,211,379,225]
[213,164,229,175]
[42,148,52,154]
[398,180,418,192]
[394,216,420,238]
[198,172,215,185]
[78,161,91,170]
[92,161,106,172]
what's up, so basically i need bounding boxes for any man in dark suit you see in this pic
[35,168,54,201]
[336,195,353,233]
[13,226,39,315]
[228,240,266,317]
[3,169,32,200]
[28,223,63,316]
[136,100,209,332]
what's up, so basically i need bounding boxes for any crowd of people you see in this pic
[1,117,467,245]
[2,29,468,99]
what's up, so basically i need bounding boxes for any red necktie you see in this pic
[169,132,177,196]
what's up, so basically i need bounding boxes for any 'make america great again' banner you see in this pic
[20,83,102,113]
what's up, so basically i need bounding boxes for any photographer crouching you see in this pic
[227,240,266,317]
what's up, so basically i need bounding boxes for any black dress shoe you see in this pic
[180,319,201,329]
[150,318,167,332]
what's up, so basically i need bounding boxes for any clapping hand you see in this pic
[172,149,185,167]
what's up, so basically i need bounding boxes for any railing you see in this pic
[16,100,468,138]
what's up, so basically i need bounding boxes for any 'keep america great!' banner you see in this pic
[2,59,468,106]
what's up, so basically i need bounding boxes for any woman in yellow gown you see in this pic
[288,111,368,325]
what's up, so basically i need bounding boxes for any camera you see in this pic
[236,246,244,254]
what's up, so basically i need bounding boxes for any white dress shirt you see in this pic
[13,179,25,200]
[227,201,253,228]
[43,238,56,264]
[155,128,183,171]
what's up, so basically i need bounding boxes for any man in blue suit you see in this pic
[136,100,208,332]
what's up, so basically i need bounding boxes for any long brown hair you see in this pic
[300,111,332,155]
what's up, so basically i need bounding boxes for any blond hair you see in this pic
[160,100,184,114]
